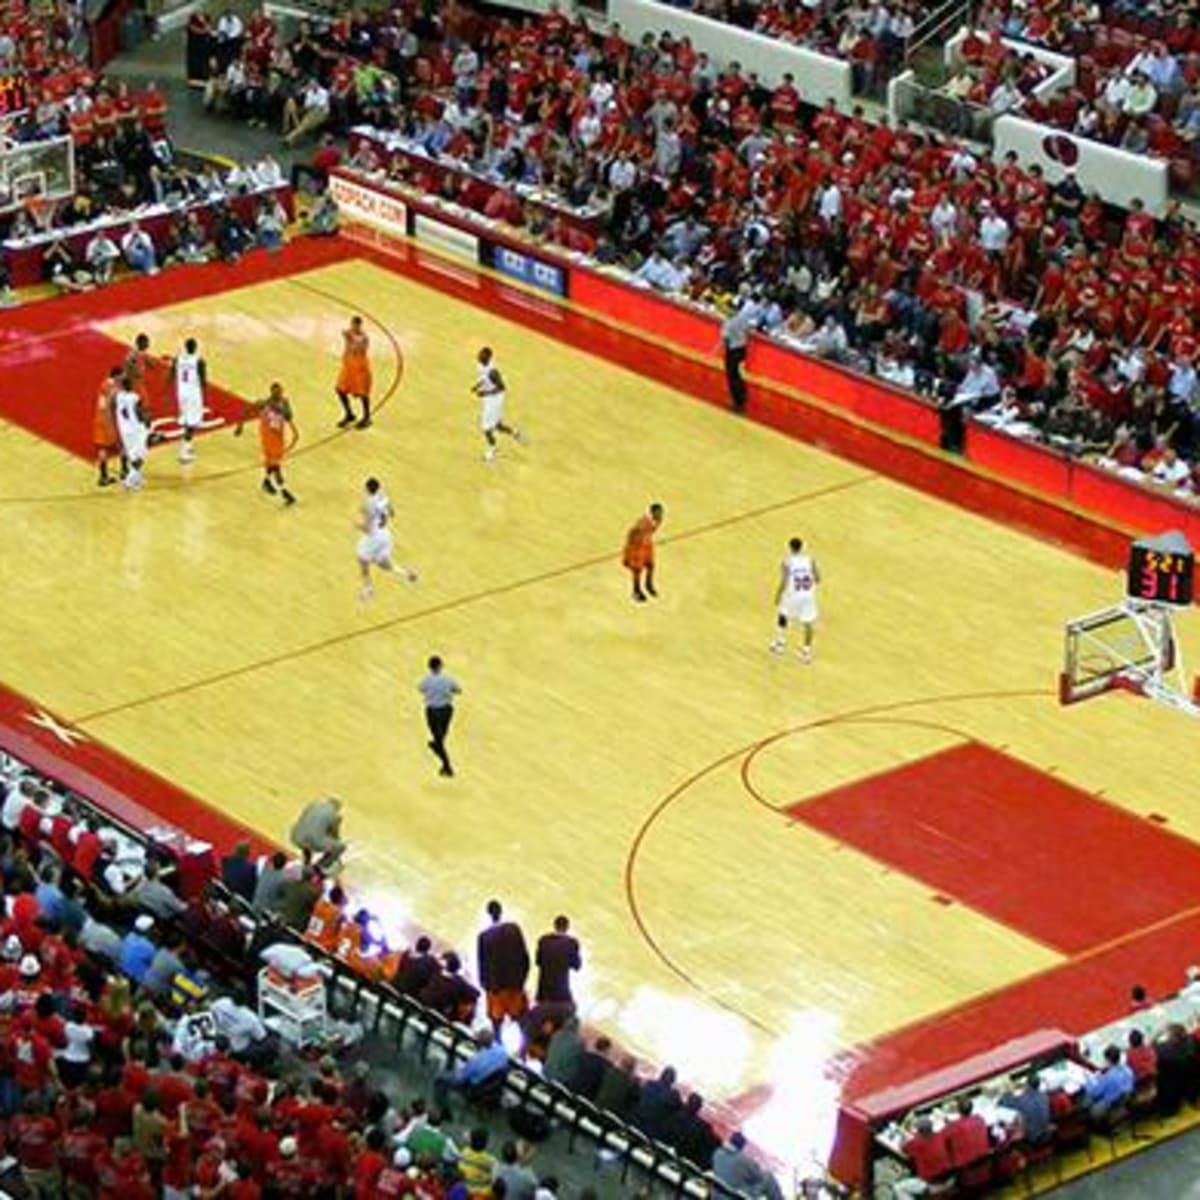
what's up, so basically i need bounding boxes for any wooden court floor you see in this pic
[1,251,1198,1167]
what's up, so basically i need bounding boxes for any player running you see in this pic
[114,375,149,491]
[771,536,821,661]
[623,503,664,602]
[471,346,525,462]
[172,337,207,463]
[356,477,418,601]
[235,382,299,505]
[92,366,122,487]
[336,315,373,430]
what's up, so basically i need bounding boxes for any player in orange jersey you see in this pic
[335,315,373,429]
[92,366,123,487]
[235,382,299,505]
[124,332,161,412]
[623,502,664,602]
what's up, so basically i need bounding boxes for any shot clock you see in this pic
[1126,532,1195,607]
[0,75,29,119]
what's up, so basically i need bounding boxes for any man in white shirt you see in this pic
[953,356,1002,408]
[283,77,330,146]
[452,44,479,106]
[635,248,689,293]
[215,8,244,47]
[930,196,958,238]
[85,230,120,284]
[978,202,1010,254]
[608,152,636,194]
[121,222,159,275]
[1153,447,1191,488]
[1123,71,1159,117]
[818,181,843,225]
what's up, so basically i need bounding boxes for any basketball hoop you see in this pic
[1061,532,1199,718]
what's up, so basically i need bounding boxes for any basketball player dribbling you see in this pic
[771,536,821,661]
[471,347,526,462]
[623,503,664,602]
[356,476,418,601]
[235,382,298,505]
[336,315,373,429]
[92,366,122,487]
[172,337,207,463]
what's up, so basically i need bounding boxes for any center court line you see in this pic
[70,473,874,726]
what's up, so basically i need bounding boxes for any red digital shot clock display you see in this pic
[1126,532,1195,607]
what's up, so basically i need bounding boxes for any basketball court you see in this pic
[1,234,1197,1172]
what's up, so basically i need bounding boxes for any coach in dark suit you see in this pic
[535,914,582,1007]
[477,899,530,1030]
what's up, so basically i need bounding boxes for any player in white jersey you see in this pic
[172,337,207,463]
[471,346,526,462]
[114,377,149,491]
[771,536,821,661]
[356,477,418,601]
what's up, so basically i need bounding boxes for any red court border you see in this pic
[2,236,1193,1168]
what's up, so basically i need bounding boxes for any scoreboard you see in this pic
[1126,532,1195,607]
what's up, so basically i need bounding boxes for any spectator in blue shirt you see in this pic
[1085,1044,1135,1115]
[432,1027,509,1113]
[119,915,159,984]
[34,864,66,927]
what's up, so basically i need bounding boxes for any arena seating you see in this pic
[0,752,786,1197]
[8,713,1200,1195]
[185,2,1200,504]
[0,1,292,288]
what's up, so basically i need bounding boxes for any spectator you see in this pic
[712,1131,784,1200]
[543,1015,584,1088]
[133,860,188,920]
[278,866,322,929]
[85,230,120,285]
[432,1027,509,1112]
[1084,1044,1135,1115]
[251,850,291,914]
[632,1065,682,1139]
[496,1140,539,1199]
[283,76,331,147]
[142,936,188,998]
[119,915,158,985]
[999,1073,1051,1146]
[944,1096,991,1166]
[458,1127,499,1196]
[665,1092,721,1167]
[1127,1029,1157,1083]
[220,841,257,901]
[120,222,159,275]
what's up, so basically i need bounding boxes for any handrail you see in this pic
[905,0,971,62]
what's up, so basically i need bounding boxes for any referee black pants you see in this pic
[425,705,454,771]
[724,344,748,411]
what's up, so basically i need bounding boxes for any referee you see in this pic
[720,295,760,413]
[419,655,460,777]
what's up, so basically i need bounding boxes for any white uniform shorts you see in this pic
[779,593,818,625]
[357,528,393,565]
[178,388,204,429]
[480,392,506,433]
[119,421,149,461]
